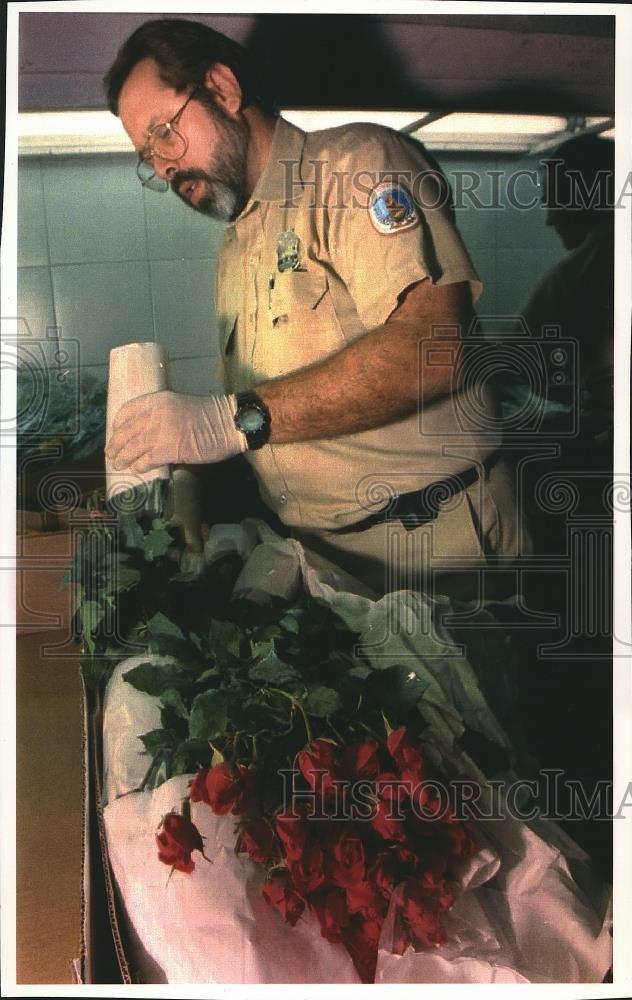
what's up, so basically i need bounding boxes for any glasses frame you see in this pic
[136,88,200,191]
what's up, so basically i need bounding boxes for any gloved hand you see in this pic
[106,390,245,474]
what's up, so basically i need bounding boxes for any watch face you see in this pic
[239,404,265,432]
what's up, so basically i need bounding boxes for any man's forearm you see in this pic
[256,280,470,444]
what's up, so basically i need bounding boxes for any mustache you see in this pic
[171,168,211,194]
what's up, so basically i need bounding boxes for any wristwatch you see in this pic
[234,391,271,450]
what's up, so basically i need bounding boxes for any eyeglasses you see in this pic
[136,89,199,192]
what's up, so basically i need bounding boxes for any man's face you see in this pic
[118,57,248,222]
[542,164,591,251]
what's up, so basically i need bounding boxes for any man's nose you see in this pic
[153,157,178,182]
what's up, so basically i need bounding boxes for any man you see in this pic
[523,134,614,430]
[105,18,524,599]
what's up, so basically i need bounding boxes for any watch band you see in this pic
[234,391,271,450]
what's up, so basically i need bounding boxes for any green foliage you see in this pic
[71,495,487,814]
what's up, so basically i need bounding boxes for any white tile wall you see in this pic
[17,159,49,268]
[41,154,148,265]
[16,266,57,342]
[51,260,154,366]
[149,258,219,359]
[143,183,226,261]
[168,356,224,395]
[17,151,568,388]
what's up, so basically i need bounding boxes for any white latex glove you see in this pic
[106,390,245,474]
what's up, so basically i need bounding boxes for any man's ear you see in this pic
[203,63,243,116]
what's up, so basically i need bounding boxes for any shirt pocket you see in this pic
[262,270,345,378]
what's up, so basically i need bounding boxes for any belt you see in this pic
[333,461,490,535]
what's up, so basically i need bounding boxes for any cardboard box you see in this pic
[16,528,75,637]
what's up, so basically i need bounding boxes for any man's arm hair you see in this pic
[256,279,472,444]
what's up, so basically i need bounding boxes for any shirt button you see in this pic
[279,494,288,505]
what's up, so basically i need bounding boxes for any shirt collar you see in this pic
[244,115,307,209]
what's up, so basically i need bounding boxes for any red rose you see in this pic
[297,740,342,801]
[370,798,407,842]
[442,821,477,859]
[189,768,211,804]
[238,818,279,863]
[288,844,326,895]
[190,763,255,816]
[326,826,365,888]
[310,887,350,943]
[387,727,425,783]
[376,771,410,808]
[401,883,447,948]
[342,741,381,781]
[418,855,448,893]
[367,851,400,896]
[262,871,306,927]
[275,809,309,861]
[156,812,205,874]
[346,880,388,921]
[342,917,383,984]
[395,841,422,870]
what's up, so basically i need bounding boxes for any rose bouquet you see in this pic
[157,729,476,982]
[68,495,518,983]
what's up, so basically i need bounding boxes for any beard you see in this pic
[172,99,248,222]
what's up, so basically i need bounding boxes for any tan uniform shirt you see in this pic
[215,117,501,531]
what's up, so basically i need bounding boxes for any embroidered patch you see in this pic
[369,182,419,234]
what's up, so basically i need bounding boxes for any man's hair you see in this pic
[104,18,267,115]
[542,133,615,212]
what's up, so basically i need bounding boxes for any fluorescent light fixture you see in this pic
[18,111,133,155]
[17,109,614,156]
[282,111,614,153]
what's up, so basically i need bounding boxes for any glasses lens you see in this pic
[152,124,187,161]
[136,159,169,192]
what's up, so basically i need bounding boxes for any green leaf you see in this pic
[139,728,177,754]
[79,600,104,635]
[249,650,301,687]
[209,618,243,658]
[279,612,301,634]
[189,689,229,741]
[161,687,189,720]
[348,664,373,681]
[114,564,142,592]
[190,632,203,652]
[143,523,173,561]
[123,661,184,697]
[117,513,146,551]
[303,685,343,718]
[146,611,185,641]
[173,738,213,771]
[197,666,221,683]
[251,638,275,659]
[367,665,430,716]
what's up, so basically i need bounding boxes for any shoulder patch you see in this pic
[369,182,419,235]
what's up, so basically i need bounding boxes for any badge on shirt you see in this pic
[277,230,301,272]
[369,182,419,235]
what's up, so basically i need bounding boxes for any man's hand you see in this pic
[106,390,245,473]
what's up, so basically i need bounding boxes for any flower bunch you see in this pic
[156,727,476,983]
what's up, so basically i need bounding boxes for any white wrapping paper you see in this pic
[102,520,612,984]
[106,342,170,500]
